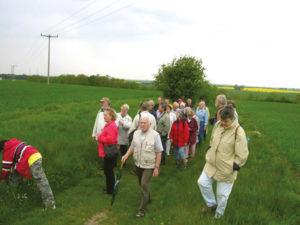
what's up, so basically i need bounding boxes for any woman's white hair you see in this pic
[121,104,130,111]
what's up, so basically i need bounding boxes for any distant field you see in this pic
[0,81,299,225]
[218,85,300,94]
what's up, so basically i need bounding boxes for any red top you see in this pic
[188,117,198,145]
[169,120,189,147]
[97,121,118,158]
[1,138,38,180]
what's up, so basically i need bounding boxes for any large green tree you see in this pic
[154,55,209,100]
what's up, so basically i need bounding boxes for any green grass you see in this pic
[0,80,299,225]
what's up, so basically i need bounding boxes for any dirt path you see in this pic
[84,209,109,225]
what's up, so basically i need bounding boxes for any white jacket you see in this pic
[116,113,132,145]
[92,109,105,140]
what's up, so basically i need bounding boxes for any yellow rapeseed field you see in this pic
[243,87,300,94]
[218,86,300,94]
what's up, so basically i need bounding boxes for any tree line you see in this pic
[0,74,143,90]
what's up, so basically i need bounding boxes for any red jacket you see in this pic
[169,120,189,147]
[1,138,38,180]
[97,121,118,158]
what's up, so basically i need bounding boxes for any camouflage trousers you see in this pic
[9,158,55,208]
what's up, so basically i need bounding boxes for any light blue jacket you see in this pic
[196,108,208,126]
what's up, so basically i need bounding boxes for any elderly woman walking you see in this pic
[117,104,132,157]
[98,108,118,195]
[197,105,249,219]
[156,103,171,165]
[186,108,198,158]
[196,100,208,145]
[210,94,227,125]
[169,111,189,168]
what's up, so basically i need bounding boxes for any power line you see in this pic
[52,0,123,34]
[21,0,99,72]
[45,0,99,33]
[41,34,58,85]
[60,1,136,35]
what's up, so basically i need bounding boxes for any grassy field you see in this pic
[0,80,299,225]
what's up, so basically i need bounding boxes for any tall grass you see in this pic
[0,81,299,225]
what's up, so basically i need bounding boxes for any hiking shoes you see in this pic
[214,212,223,219]
[136,210,145,217]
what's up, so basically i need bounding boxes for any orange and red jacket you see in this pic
[169,120,190,147]
[1,138,38,180]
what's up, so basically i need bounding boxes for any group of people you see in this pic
[0,93,248,220]
[91,94,248,219]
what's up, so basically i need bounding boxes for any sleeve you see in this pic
[92,112,100,137]
[204,111,208,126]
[152,116,157,130]
[123,116,132,130]
[190,119,198,132]
[130,132,136,149]
[169,123,175,140]
[234,128,249,167]
[1,160,12,180]
[165,115,171,135]
[128,114,139,134]
[209,122,219,146]
[184,122,190,144]
[154,134,164,152]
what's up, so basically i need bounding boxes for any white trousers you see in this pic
[197,171,234,215]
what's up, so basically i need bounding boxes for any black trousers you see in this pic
[160,135,168,165]
[119,145,128,156]
[103,156,117,194]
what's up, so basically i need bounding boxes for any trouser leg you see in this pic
[197,170,217,207]
[103,157,116,194]
[30,158,55,208]
[8,171,22,187]
[160,135,167,165]
[189,144,196,158]
[137,167,153,211]
[119,145,128,156]
[215,181,234,215]
[166,139,171,155]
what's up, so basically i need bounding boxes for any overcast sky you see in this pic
[0,0,299,88]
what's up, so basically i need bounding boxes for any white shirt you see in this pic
[92,109,105,140]
[128,111,157,134]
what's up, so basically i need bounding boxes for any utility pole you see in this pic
[10,64,17,80]
[41,33,58,85]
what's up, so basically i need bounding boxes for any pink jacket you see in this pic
[97,121,118,158]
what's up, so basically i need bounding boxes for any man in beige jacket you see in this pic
[197,105,249,219]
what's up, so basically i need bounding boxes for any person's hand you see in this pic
[121,154,128,164]
[153,167,159,177]
[233,162,240,171]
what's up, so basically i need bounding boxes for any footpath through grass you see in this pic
[0,81,299,225]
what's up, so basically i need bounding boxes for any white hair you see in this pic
[121,104,130,111]
[180,102,186,108]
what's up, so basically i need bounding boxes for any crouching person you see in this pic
[121,116,163,218]
[0,138,55,209]
[197,106,249,219]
